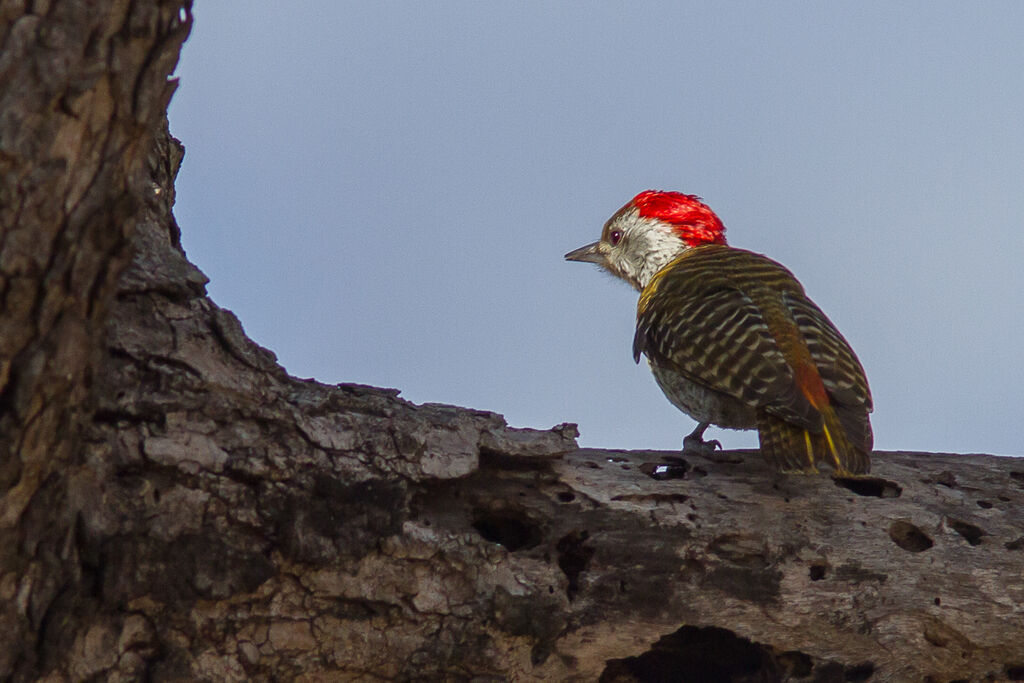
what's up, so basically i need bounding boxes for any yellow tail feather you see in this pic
[757,409,870,475]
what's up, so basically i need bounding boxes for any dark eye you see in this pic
[609,229,623,246]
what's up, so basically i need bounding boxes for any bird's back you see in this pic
[635,245,872,474]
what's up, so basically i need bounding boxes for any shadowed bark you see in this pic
[3,3,1024,682]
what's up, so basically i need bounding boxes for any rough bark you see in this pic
[0,0,191,678]
[4,3,1024,682]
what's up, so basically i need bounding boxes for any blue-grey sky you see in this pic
[168,3,1024,457]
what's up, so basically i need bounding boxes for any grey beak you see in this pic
[564,241,606,265]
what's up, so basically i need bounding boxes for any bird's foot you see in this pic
[682,422,741,463]
[682,434,722,457]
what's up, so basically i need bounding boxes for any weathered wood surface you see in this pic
[3,3,1024,682]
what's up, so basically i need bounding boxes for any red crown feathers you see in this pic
[632,190,727,246]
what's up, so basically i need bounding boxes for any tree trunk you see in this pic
[0,1,191,678]
[3,3,1024,682]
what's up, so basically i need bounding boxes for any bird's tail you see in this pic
[757,407,870,475]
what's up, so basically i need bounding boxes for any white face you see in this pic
[600,208,690,291]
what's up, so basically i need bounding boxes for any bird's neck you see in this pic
[633,240,691,291]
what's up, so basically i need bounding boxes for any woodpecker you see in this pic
[565,190,872,475]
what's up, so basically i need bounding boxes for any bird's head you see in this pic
[565,190,727,290]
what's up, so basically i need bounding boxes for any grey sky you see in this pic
[168,3,1024,457]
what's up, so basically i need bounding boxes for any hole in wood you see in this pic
[471,509,542,552]
[889,521,933,552]
[833,476,902,498]
[556,491,575,503]
[809,564,827,581]
[599,625,778,682]
[947,517,986,546]
[977,500,993,509]
[1005,537,1024,551]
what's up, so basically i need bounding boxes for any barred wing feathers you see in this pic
[634,245,872,474]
